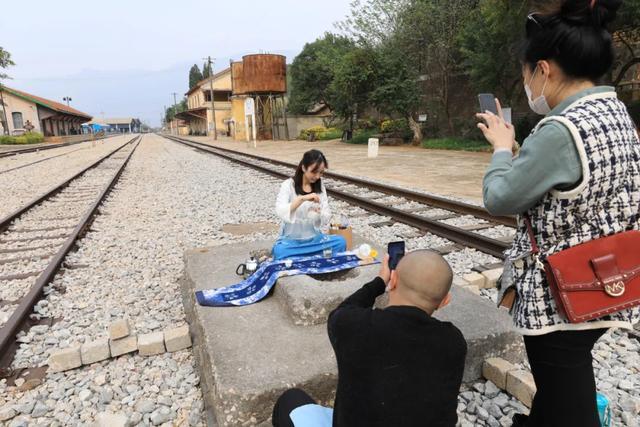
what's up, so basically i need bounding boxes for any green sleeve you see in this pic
[482,121,582,216]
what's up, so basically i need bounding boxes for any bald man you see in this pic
[272,250,467,427]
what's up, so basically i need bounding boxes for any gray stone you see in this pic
[135,399,155,414]
[138,332,165,356]
[31,401,49,418]
[100,388,113,404]
[81,339,110,365]
[488,403,503,419]
[0,406,17,421]
[48,345,82,373]
[150,407,172,425]
[182,240,523,425]
[15,400,35,415]
[485,381,501,398]
[477,407,490,421]
[8,415,29,427]
[95,411,127,427]
[128,412,142,426]
[164,325,192,352]
[78,389,92,401]
[619,380,635,391]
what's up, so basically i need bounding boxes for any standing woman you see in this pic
[273,149,346,260]
[478,0,640,426]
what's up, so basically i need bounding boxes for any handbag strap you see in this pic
[524,214,545,269]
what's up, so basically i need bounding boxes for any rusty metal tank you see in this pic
[231,54,287,95]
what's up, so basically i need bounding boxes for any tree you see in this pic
[0,47,14,80]
[202,61,212,79]
[611,0,640,86]
[288,33,356,114]
[189,64,203,89]
[165,98,188,124]
[336,0,409,45]
[458,0,528,106]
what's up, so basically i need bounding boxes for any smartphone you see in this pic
[388,241,405,270]
[478,93,498,115]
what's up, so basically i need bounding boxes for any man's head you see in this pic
[386,250,453,314]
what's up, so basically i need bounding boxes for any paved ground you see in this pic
[182,136,492,204]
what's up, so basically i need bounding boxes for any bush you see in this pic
[0,132,45,145]
[299,126,342,141]
[380,118,413,142]
[347,129,378,145]
[421,138,491,152]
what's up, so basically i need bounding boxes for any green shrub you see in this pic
[0,132,45,145]
[347,129,378,145]
[421,138,491,152]
[299,126,342,141]
[380,118,413,142]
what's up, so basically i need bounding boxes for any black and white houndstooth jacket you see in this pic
[506,90,640,335]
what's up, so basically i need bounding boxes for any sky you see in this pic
[0,0,352,127]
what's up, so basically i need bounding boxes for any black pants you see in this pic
[272,388,317,427]
[524,328,607,427]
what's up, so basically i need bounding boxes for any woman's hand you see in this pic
[300,193,320,204]
[476,98,516,152]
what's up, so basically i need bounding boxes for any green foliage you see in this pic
[458,0,528,105]
[189,64,203,89]
[202,61,212,79]
[0,46,14,80]
[288,33,356,115]
[299,126,342,140]
[0,132,44,145]
[348,129,378,145]
[421,137,491,152]
[165,98,188,124]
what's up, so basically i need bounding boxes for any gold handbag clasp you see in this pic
[604,280,625,297]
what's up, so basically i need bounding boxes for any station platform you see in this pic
[180,136,491,204]
[180,238,523,426]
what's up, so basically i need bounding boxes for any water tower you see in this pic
[231,54,288,140]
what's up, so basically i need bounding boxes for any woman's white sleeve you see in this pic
[320,184,332,227]
[275,181,294,223]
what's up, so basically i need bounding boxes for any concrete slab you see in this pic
[182,240,523,426]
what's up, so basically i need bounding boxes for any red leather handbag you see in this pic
[525,217,640,323]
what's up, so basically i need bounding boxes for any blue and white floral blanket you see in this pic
[195,252,378,307]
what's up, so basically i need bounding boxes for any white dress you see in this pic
[275,178,331,240]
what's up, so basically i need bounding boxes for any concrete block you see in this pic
[109,319,131,340]
[462,284,481,295]
[48,345,82,373]
[506,369,537,408]
[109,335,137,357]
[483,357,517,390]
[138,332,165,356]
[463,272,486,288]
[275,265,379,326]
[452,275,469,287]
[164,325,192,352]
[181,239,524,426]
[81,338,110,365]
[481,268,503,289]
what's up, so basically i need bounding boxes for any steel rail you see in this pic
[0,133,121,159]
[164,135,515,227]
[0,137,138,233]
[163,135,509,258]
[0,136,142,358]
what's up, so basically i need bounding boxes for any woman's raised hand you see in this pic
[476,98,516,152]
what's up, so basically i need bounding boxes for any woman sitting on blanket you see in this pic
[273,149,347,260]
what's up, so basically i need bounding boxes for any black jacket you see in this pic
[328,277,467,427]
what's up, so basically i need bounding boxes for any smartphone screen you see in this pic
[478,93,498,115]
[388,241,405,270]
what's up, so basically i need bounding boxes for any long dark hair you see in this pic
[523,0,622,81]
[293,149,328,195]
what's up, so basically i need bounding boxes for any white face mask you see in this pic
[524,66,551,115]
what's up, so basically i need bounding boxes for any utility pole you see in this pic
[172,92,178,135]
[63,96,72,106]
[0,82,8,135]
[203,56,217,140]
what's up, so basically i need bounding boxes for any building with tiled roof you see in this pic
[0,85,92,137]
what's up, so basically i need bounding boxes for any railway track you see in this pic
[161,134,513,259]
[0,135,142,364]
[0,133,119,159]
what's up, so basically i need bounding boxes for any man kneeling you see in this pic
[272,250,467,427]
